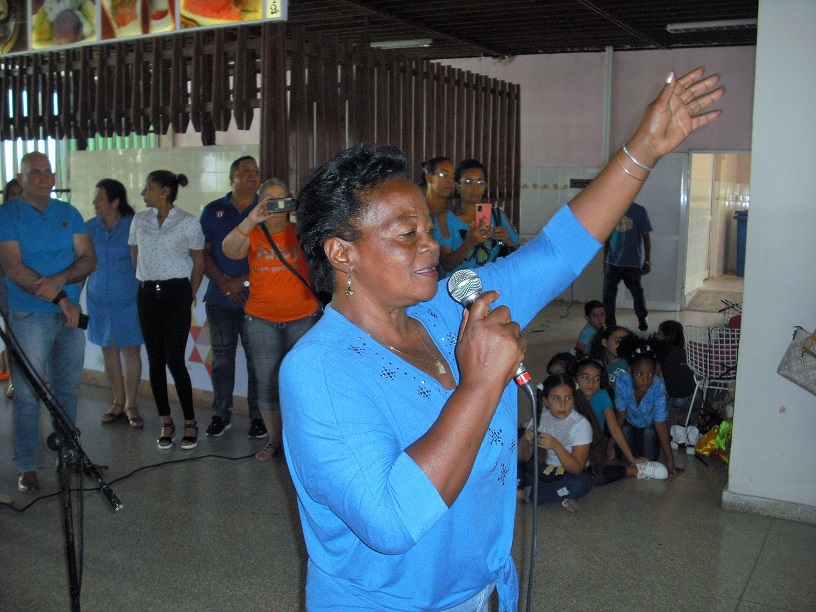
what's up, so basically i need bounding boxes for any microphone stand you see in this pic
[0,318,122,612]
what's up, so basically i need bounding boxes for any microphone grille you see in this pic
[447,269,482,307]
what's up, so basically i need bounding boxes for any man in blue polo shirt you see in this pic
[0,152,98,492]
[199,155,265,438]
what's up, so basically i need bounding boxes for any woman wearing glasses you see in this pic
[420,156,455,216]
[433,158,518,276]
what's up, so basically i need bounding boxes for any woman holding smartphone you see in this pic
[433,158,518,276]
[222,178,321,461]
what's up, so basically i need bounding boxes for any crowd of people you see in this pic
[0,66,723,611]
[0,152,318,489]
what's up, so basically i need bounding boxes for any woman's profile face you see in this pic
[4,182,22,202]
[345,177,440,307]
[457,167,487,206]
[93,187,117,218]
[426,160,454,199]
[141,178,164,208]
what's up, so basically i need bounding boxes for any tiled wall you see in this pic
[686,154,714,294]
[71,144,260,397]
[520,166,603,302]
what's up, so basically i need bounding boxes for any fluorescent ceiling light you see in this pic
[370,38,433,50]
[666,19,757,34]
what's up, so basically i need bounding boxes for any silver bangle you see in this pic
[623,144,654,172]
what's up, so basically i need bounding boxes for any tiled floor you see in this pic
[1,293,814,611]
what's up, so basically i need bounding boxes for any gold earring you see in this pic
[344,270,353,296]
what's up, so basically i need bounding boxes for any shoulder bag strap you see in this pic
[259,224,322,304]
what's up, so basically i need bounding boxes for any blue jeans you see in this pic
[205,302,260,422]
[621,421,661,460]
[9,311,86,472]
[244,310,320,413]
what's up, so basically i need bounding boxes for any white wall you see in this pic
[722,0,816,521]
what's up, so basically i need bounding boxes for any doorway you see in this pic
[685,151,751,303]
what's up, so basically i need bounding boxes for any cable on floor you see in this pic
[0,451,259,512]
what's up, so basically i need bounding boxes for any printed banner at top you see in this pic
[0,0,287,55]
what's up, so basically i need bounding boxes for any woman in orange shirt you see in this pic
[223,178,321,460]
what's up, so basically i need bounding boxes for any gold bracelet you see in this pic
[615,155,646,182]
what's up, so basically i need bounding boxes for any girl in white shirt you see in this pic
[518,373,597,512]
[129,171,205,451]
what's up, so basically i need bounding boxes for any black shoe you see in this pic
[205,416,232,437]
[638,316,649,332]
[248,419,268,439]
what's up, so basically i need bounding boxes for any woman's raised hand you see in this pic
[630,68,724,165]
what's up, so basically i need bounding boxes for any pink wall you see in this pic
[446,46,756,168]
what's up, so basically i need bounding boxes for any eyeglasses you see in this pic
[432,171,452,178]
[460,179,486,187]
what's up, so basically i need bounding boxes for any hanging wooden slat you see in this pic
[76,47,92,139]
[111,45,126,136]
[260,22,288,181]
[10,57,24,139]
[232,27,251,131]
[0,63,8,141]
[189,33,203,134]
[289,27,308,187]
[210,29,229,132]
[169,35,186,134]
[130,39,145,135]
[93,45,109,137]
[149,40,162,134]
[44,52,57,139]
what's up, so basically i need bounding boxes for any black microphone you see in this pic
[447,269,532,388]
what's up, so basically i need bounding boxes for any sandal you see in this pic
[125,406,144,430]
[255,443,280,462]
[180,421,198,450]
[157,420,175,450]
[101,404,127,425]
[561,498,579,513]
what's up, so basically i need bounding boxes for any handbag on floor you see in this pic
[777,326,816,396]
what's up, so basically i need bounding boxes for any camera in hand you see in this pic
[79,314,89,330]
[266,198,296,214]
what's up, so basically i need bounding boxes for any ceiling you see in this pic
[284,0,758,60]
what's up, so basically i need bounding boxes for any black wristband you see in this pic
[51,289,67,305]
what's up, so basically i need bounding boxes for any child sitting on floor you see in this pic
[589,325,631,391]
[519,373,594,512]
[614,335,683,477]
[651,320,697,426]
[573,357,667,480]
[574,300,606,355]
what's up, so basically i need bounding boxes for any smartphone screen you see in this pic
[475,203,492,228]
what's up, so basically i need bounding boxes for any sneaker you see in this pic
[638,316,649,332]
[637,461,668,480]
[248,419,268,439]
[18,471,38,492]
[205,416,232,437]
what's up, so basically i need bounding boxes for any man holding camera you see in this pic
[0,152,98,492]
[199,155,265,439]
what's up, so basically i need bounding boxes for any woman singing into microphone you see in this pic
[280,69,723,610]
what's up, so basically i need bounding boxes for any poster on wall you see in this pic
[0,0,285,54]
[1,0,28,53]
[99,0,175,39]
[30,0,97,49]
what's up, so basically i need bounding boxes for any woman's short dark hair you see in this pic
[146,170,189,203]
[95,179,135,217]
[419,156,452,187]
[296,144,408,296]
[617,334,657,369]
[454,158,487,183]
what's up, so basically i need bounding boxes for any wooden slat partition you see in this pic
[0,24,520,221]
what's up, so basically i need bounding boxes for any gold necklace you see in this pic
[386,321,447,375]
